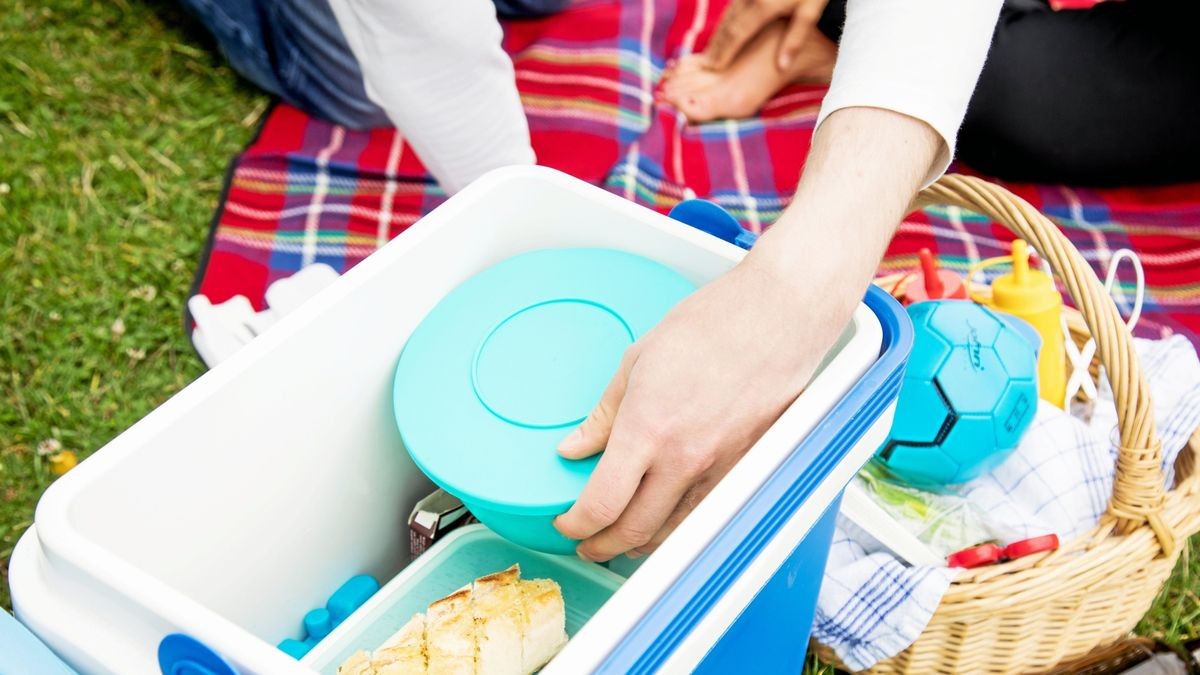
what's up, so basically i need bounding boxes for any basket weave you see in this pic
[816,174,1200,674]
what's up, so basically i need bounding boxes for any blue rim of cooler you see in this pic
[591,203,914,673]
[599,284,910,674]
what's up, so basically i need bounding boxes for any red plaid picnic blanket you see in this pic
[191,0,1200,347]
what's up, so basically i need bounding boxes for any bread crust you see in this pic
[340,565,568,675]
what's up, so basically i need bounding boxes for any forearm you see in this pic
[746,107,940,326]
[818,0,1003,183]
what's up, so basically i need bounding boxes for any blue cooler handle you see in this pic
[668,200,759,250]
[159,634,239,675]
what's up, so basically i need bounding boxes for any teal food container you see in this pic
[392,248,696,554]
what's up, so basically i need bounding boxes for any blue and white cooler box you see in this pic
[6,167,911,674]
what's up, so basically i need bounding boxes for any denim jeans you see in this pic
[178,0,568,129]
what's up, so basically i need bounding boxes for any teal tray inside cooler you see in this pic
[308,525,625,673]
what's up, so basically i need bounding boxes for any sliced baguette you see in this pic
[473,566,526,675]
[338,651,376,675]
[374,613,427,674]
[518,579,567,673]
[341,565,567,675]
[426,588,476,675]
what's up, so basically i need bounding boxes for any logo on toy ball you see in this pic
[878,300,1039,486]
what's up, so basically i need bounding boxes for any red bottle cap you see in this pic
[906,248,967,303]
[1003,534,1059,560]
[947,543,1003,568]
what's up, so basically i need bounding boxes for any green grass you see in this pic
[1140,537,1200,645]
[0,0,1197,667]
[0,0,265,609]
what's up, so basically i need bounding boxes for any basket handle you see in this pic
[911,174,1176,556]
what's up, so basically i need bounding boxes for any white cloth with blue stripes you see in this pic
[814,335,1200,671]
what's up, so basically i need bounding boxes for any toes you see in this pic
[658,51,770,124]
[659,85,686,111]
[660,75,729,123]
[660,69,710,104]
[659,78,681,104]
[659,58,677,82]
[673,54,708,76]
[659,56,703,96]
[675,87,764,124]
[677,70,720,96]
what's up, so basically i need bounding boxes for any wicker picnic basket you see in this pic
[814,174,1200,674]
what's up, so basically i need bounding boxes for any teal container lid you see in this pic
[393,248,696,516]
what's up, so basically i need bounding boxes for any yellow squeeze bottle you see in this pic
[987,239,1066,408]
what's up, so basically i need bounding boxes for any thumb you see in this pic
[776,10,814,71]
[558,352,634,460]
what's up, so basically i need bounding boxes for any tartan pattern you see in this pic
[886,178,1200,344]
[193,0,1200,347]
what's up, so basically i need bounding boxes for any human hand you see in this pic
[551,106,940,563]
[703,0,832,72]
[551,252,853,562]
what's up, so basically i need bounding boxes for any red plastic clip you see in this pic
[947,543,1004,569]
[1003,534,1059,560]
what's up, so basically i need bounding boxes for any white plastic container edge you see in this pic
[10,166,887,674]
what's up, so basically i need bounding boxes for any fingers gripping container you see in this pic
[8,167,910,675]
[392,248,700,555]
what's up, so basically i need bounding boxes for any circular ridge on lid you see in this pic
[393,248,696,514]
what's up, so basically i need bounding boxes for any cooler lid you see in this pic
[393,248,695,515]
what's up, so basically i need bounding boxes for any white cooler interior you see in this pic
[21,167,881,674]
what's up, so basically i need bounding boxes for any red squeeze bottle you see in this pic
[906,248,967,303]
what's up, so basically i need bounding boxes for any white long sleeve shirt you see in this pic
[326,0,536,194]
[817,0,1005,185]
[328,0,1003,193]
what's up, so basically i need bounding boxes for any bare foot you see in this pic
[659,21,836,123]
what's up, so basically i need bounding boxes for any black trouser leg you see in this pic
[961,0,1200,186]
[818,0,1200,186]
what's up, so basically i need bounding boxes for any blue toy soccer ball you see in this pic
[877,300,1040,486]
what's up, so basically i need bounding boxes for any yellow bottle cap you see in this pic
[991,240,1061,314]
